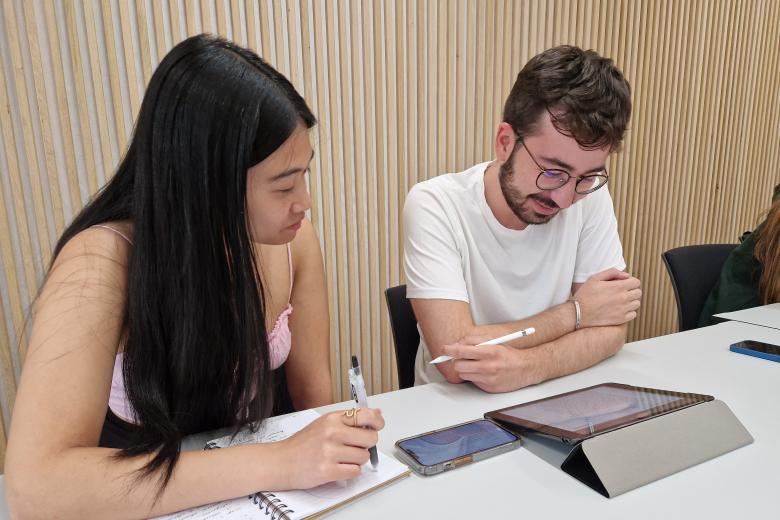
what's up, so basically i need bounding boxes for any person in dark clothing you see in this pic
[699,184,780,326]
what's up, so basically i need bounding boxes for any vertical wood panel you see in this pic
[2,0,779,470]
[24,1,63,240]
[14,0,54,265]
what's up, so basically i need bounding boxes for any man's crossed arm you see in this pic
[410,268,641,392]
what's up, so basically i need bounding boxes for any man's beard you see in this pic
[498,156,560,225]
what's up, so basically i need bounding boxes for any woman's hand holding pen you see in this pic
[278,408,384,490]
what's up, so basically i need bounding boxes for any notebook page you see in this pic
[162,453,409,519]
[155,409,318,520]
[251,451,409,519]
[155,499,257,519]
[156,409,409,519]
[204,409,320,449]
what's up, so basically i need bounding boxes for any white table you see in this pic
[715,303,780,330]
[322,320,779,519]
[3,321,778,519]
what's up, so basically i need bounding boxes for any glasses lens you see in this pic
[537,170,569,190]
[575,174,608,194]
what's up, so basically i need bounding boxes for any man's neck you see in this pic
[483,161,528,231]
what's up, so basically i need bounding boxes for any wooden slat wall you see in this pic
[1,0,779,469]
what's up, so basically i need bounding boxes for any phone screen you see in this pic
[732,340,780,355]
[397,419,518,466]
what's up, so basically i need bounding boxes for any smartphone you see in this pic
[394,419,521,476]
[730,340,780,363]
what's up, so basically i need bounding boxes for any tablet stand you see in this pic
[558,400,752,497]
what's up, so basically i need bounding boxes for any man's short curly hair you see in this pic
[503,46,632,152]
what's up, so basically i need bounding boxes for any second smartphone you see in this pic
[730,339,780,363]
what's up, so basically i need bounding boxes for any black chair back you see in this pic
[662,244,737,331]
[384,284,420,389]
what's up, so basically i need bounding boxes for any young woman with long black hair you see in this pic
[5,34,383,518]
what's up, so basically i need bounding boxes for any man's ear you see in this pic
[495,122,518,162]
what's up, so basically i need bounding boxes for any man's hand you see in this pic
[442,336,539,393]
[573,268,641,328]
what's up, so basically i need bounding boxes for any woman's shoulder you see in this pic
[51,221,133,276]
[36,221,132,319]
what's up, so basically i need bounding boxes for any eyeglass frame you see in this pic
[515,135,610,195]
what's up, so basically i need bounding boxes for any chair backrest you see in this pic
[384,284,420,389]
[661,243,737,331]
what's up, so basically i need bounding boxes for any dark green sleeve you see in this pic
[698,233,763,327]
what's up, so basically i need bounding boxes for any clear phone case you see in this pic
[394,419,522,476]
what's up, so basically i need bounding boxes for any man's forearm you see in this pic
[450,323,628,393]
[523,324,627,385]
[467,302,578,348]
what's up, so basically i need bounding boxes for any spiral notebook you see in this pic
[157,409,410,519]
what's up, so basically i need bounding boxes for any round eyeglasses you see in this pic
[520,138,609,195]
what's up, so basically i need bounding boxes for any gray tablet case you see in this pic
[560,399,753,497]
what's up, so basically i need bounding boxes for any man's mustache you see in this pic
[528,194,559,209]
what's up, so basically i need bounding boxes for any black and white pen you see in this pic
[348,355,379,469]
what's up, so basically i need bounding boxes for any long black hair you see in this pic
[50,34,316,488]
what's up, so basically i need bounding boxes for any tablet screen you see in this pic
[485,383,713,443]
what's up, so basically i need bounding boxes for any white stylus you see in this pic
[429,327,536,364]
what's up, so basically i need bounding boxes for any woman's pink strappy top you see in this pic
[92,225,294,423]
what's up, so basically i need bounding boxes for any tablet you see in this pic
[485,383,714,444]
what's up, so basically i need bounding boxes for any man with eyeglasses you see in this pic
[404,46,641,392]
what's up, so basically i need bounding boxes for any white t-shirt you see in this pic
[403,162,626,384]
